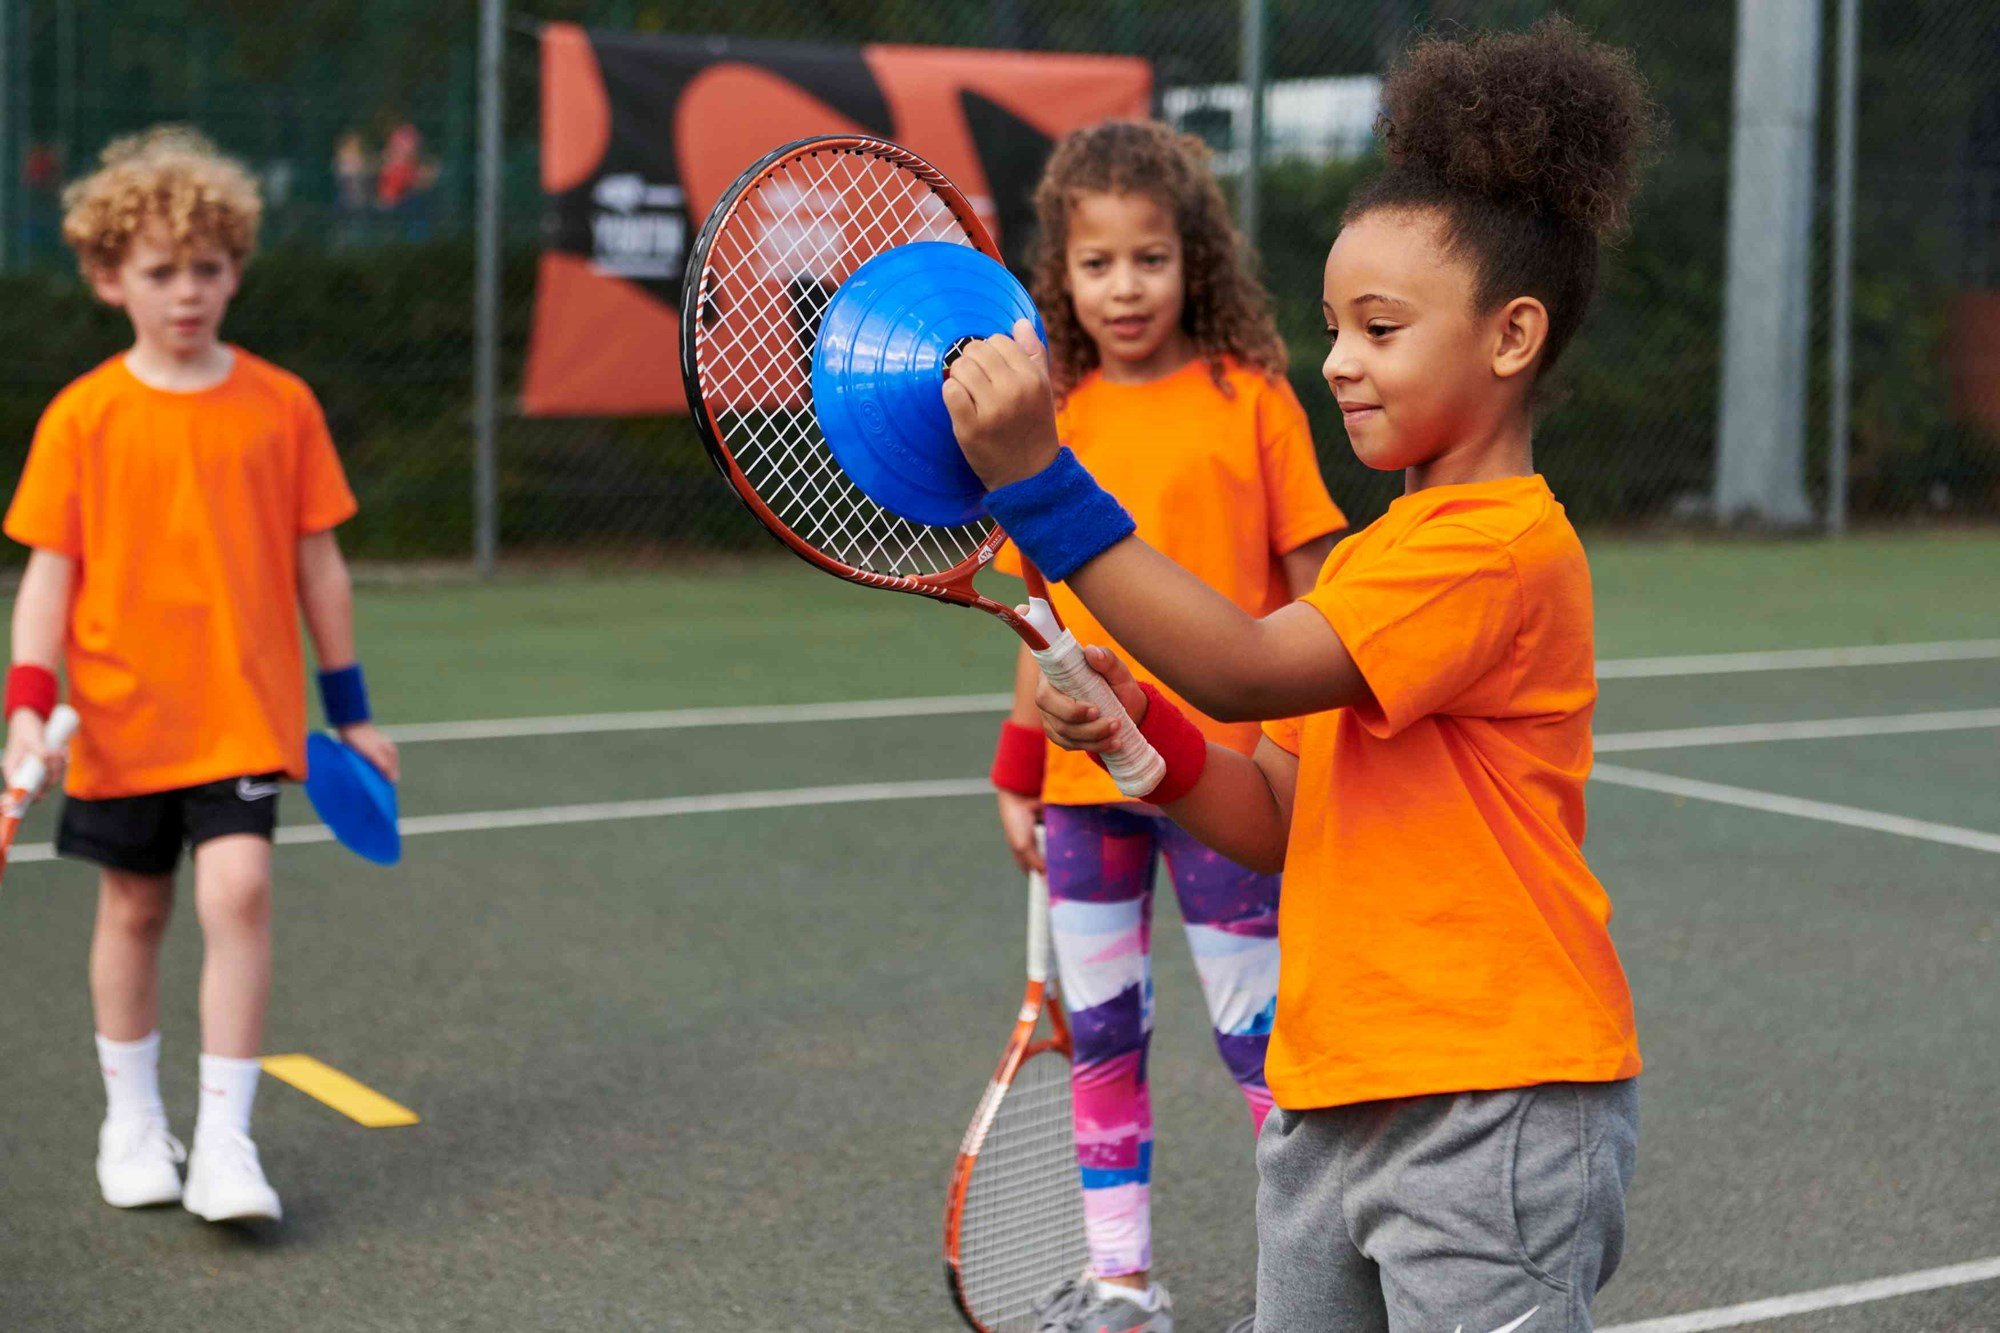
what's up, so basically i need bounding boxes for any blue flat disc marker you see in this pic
[811,242,1045,527]
[304,733,401,866]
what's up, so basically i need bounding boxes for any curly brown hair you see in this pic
[1030,119,1287,400]
[62,125,261,276]
[1348,16,1663,379]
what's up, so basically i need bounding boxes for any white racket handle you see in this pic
[1026,828,1051,985]
[7,704,78,797]
[1023,599,1165,799]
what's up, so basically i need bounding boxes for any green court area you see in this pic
[1,531,1997,1331]
[353,531,2000,718]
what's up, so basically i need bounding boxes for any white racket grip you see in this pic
[7,704,77,798]
[1023,600,1165,799]
[1026,844,1051,985]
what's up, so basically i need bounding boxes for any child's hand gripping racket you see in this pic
[943,832,1089,1332]
[679,135,1163,799]
[0,704,78,889]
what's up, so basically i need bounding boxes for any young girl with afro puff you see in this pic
[947,19,1661,1331]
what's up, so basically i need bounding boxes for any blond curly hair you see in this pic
[1030,119,1287,401]
[61,126,261,274]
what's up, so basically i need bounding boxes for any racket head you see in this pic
[944,1010,1087,1333]
[681,136,1016,609]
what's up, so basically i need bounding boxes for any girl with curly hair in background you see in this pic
[984,118,1349,1333]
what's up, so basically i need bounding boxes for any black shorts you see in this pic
[57,773,283,876]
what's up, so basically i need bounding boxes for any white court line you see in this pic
[8,709,1991,867]
[389,694,1013,743]
[385,639,2000,744]
[1,778,995,866]
[1594,637,2000,679]
[282,777,992,842]
[1595,707,2000,753]
[1592,764,2000,854]
[1600,1254,2000,1332]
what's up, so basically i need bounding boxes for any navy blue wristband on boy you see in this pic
[984,448,1135,584]
[317,664,371,728]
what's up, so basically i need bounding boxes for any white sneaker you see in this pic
[183,1129,282,1223]
[1038,1278,1173,1333]
[96,1114,186,1208]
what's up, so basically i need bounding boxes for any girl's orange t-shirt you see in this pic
[1260,475,1642,1109]
[5,351,358,799]
[999,357,1345,806]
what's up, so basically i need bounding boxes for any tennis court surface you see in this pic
[1,531,1995,1332]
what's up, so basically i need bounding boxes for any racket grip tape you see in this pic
[1029,630,1165,799]
[4,703,78,801]
[1026,835,1050,985]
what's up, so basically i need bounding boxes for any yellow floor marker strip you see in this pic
[261,1054,420,1128]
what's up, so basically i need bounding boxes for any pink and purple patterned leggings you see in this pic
[1045,802,1280,1278]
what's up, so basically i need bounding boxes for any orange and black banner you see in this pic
[522,25,1152,417]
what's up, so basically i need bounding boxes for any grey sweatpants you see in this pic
[1254,1079,1640,1333]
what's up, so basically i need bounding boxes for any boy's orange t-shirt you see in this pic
[1260,474,1641,1109]
[999,358,1345,805]
[5,350,359,799]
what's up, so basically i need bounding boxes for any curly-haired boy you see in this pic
[4,126,399,1223]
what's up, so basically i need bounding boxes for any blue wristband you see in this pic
[985,448,1135,584]
[317,664,371,728]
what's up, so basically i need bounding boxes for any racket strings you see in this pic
[712,160,978,574]
[956,1050,1091,1332]
[692,147,996,579]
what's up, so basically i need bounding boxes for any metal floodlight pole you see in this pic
[1715,0,1821,527]
[1239,0,1266,249]
[1827,0,1860,536]
[473,0,504,576]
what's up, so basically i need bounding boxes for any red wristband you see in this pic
[4,663,58,722]
[1088,683,1208,804]
[990,720,1046,797]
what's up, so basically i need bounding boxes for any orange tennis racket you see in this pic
[679,135,1163,799]
[944,834,1089,1332]
[0,704,78,890]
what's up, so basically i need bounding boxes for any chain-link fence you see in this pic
[0,1,1993,564]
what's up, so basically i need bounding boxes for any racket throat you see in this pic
[1020,597,1063,649]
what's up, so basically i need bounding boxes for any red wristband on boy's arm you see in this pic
[1088,682,1208,805]
[4,663,58,721]
[990,720,1046,797]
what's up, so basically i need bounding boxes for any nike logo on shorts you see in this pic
[1456,1311,1539,1333]
[236,778,280,801]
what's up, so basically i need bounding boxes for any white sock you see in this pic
[1093,1279,1160,1310]
[194,1054,262,1139]
[96,1031,165,1124]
